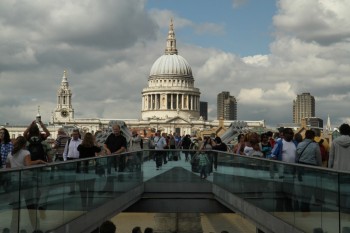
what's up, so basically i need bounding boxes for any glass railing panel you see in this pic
[1,152,145,232]
[339,173,350,233]
[215,153,342,233]
[0,169,21,232]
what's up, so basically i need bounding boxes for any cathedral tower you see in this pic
[53,71,74,122]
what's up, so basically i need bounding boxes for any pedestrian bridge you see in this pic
[1,150,349,233]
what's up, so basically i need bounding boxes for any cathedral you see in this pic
[4,20,265,140]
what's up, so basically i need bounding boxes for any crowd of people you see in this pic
[94,220,154,233]
[1,120,350,232]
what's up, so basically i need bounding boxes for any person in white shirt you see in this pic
[63,129,82,161]
[63,129,82,194]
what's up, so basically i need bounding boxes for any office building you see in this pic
[293,92,315,124]
[200,101,208,120]
[217,91,237,120]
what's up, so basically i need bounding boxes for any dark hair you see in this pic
[144,228,153,233]
[28,124,40,137]
[237,134,244,141]
[214,137,222,144]
[339,123,350,136]
[132,226,142,233]
[283,128,294,136]
[294,133,303,143]
[12,136,27,155]
[100,220,116,233]
[266,131,273,137]
[0,128,11,144]
[311,128,321,137]
[304,130,315,139]
[260,133,267,141]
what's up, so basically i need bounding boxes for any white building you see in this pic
[3,20,265,140]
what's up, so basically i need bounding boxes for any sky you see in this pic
[0,0,350,129]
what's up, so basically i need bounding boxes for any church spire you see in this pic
[326,114,332,132]
[60,70,69,89]
[165,18,178,55]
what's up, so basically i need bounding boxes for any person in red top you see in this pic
[266,131,275,148]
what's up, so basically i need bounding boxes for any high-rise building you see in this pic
[293,92,315,124]
[200,101,208,120]
[217,91,237,120]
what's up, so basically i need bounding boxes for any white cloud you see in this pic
[1,0,350,129]
[232,0,248,9]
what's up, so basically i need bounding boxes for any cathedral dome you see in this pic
[150,54,192,76]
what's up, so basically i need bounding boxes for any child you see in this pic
[198,153,210,179]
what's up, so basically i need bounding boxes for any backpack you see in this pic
[319,139,328,162]
[149,138,155,149]
[28,138,47,162]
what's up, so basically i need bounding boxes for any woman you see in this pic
[233,134,245,155]
[6,136,46,168]
[200,137,214,175]
[77,133,101,209]
[77,132,101,172]
[6,136,46,232]
[259,133,272,158]
[1,128,13,168]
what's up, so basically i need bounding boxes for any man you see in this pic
[181,134,192,161]
[212,136,227,170]
[155,132,167,170]
[104,124,127,173]
[329,123,350,171]
[63,129,82,162]
[53,128,70,161]
[271,128,297,163]
[63,128,82,194]
[128,129,142,171]
[271,127,297,211]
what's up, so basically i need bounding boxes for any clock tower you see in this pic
[53,70,74,123]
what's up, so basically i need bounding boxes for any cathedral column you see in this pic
[151,95,154,110]
[191,95,193,110]
[155,94,158,109]
[176,94,179,110]
[171,94,173,110]
[149,94,151,110]
[181,95,184,110]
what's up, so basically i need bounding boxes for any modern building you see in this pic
[199,101,208,121]
[217,91,237,120]
[293,92,315,124]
